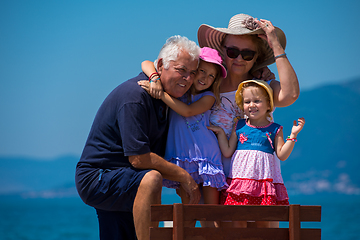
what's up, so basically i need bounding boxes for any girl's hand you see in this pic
[291,117,305,136]
[149,79,163,99]
[138,80,151,93]
[255,19,280,50]
[138,80,164,99]
[207,125,225,135]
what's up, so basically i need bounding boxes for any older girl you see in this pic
[138,47,228,208]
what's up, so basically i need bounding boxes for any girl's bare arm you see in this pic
[208,125,237,158]
[275,118,305,160]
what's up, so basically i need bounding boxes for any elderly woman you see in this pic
[197,13,299,177]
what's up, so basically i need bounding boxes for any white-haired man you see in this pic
[75,36,201,240]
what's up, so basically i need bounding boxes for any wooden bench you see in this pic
[150,203,321,240]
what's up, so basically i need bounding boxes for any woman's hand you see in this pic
[255,19,281,50]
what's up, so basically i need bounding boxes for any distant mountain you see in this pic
[0,78,359,197]
[275,77,360,195]
[0,155,78,197]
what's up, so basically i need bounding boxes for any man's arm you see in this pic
[129,152,201,204]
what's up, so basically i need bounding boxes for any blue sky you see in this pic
[1,0,359,159]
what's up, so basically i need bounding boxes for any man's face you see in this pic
[157,50,199,98]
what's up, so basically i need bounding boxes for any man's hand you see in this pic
[180,177,201,204]
[129,152,201,204]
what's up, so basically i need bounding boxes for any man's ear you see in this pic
[157,58,164,75]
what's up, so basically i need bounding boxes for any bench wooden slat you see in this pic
[149,228,172,239]
[289,204,300,240]
[150,204,321,240]
[151,204,322,222]
[151,204,173,221]
[149,228,321,240]
[299,206,322,221]
[184,227,289,240]
[300,229,321,240]
[174,203,184,240]
[183,205,289,221]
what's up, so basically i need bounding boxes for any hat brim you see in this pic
[197,24,286,73]
[199,56,227,78]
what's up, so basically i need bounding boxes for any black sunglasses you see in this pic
[224,46,257,61]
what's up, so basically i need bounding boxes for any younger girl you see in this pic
[138,47,228,207]
[208,80,305,227]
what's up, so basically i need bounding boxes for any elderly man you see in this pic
[75,36,201,240]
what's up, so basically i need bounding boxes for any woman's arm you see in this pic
[275,117,305,160]
[256,19,300,108]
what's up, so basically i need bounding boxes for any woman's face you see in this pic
[223,35,258,76]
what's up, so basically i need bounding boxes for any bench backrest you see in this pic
[150,204,321,240]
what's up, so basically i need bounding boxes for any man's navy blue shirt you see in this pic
[79,72,168,169]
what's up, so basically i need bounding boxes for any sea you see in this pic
[1,189,359,240]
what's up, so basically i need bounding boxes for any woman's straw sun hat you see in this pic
[197,13,286,72]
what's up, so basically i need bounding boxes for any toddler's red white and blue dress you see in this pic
[163,91,228,191]
[221,119,289,205]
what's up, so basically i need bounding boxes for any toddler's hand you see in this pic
[291,117,305,136]
[207,125,224,135]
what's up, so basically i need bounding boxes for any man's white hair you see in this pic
[154,35,200,70]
